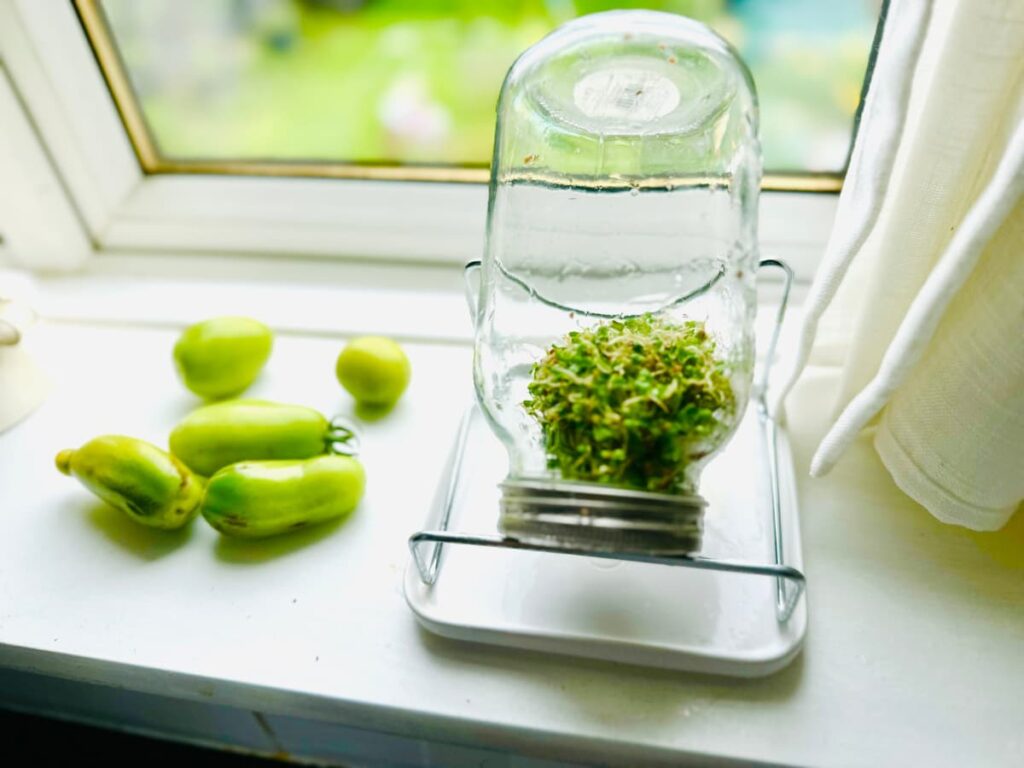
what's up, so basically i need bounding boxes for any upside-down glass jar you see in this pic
[471,10,761,554]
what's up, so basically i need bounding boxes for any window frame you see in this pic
[76,0,848,194]
[0,0,847,275]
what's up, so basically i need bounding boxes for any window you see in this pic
[80,0,880,190]
[0,0,882,271]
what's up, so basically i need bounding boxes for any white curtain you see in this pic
[778,0,1024,531]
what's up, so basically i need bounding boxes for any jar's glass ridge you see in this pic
[474,10,761,501]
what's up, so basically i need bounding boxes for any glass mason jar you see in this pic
[471,10,761,554]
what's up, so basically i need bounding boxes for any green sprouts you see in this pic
[524,314,734,493]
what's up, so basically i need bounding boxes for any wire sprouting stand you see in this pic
[409,259,805,624]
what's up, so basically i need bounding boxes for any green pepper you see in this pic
[174,316,273,399]
[169,399,356,477]
[56,435,203,530]
[201,455,365,538]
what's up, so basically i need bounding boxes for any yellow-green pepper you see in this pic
[169,399,354,477]
[335,336,411,406]
[174,316,273,399]
[56,435,203,530]
[201,455,365,538]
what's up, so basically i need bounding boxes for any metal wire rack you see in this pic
[409,259,805,623]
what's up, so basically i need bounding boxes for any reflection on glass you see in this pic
[97,0,878,173]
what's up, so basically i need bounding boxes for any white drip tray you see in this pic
[404,403,806,677]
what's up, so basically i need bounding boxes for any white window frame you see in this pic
[0,0,840,276]
[0,64,91,269]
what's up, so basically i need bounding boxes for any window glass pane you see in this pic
[95,0,879,174]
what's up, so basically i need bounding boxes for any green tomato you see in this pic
[335,336,411,406]
[169,399,334,477]
[174,317,273,399]
[201,455,365,538]
[56,435,203,530]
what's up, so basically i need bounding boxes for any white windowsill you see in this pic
[1,252,1021,767]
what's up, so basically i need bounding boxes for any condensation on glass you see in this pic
[471,10,762,553]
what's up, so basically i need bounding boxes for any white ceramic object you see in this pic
[405,404,807,677]
[0,294,49,434]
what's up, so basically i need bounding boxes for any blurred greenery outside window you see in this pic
[95,0,880,175]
